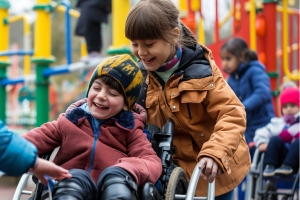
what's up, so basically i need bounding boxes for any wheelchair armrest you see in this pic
[40,151,53,160]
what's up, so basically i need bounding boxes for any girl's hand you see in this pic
[259,143,268,152]
[65,98,87,114]
[198,157,222,183]
[29,158,72,185]
[131,103,147,124]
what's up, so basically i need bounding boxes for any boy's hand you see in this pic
[258,143,267,152]
[198,157,222,183]
[66,98,87,114]
[29,158,72,185]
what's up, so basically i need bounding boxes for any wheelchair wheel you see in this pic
[165,167,188,200]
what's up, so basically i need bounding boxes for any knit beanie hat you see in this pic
[280,87,300,110]
[86,54,143,109]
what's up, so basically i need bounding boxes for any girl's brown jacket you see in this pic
[141,44,251,196]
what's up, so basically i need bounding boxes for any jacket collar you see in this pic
[66,107,135,129]
[233,60,265,78]
[179,44,207,70]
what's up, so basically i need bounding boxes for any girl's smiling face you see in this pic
[87,78,125,120]
[130,39,176,71]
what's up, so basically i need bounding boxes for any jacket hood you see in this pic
[179,44,208,69]
[178,44,212,81]
[66,107,135,130]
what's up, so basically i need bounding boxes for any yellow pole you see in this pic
[107,0,131,55]
[81,37,87,57]
[33,0,52,59]
[111,0,130,47]
[23,16,31,75]
[179,0,188,17]
[282,0,299,80]
[0,5,9,63]
[198,15,205,44]
[249,0,256,51]
[218,6,233,28]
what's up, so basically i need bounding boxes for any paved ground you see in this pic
[0,175,34,200]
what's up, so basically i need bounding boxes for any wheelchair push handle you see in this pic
[185,162,215,200]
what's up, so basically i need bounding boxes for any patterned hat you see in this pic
[86,54,143,109]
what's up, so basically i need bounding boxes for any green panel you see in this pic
[0,66,7,122]
[0,60,10,67]
[107,46,132,55]
[33,3,55,12]
[263,0,278,3]
[272,90,280,97]
[31,57,55,65]
[267,72,279,78]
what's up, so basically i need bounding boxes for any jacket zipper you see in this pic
[187,104,192,119]
[87,121,102,173]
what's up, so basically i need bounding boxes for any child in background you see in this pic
[74,0,111,61]
[22,54,162,200]
[220,37,275,145]
[254,87,299,176]
[0,119,71,185]
[68,1,251,199]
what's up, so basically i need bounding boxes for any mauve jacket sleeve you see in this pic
[242,65,272,112]
[22,119,62,155]
[114,119,162,186]
[0,120,37,176]
[198,63,247,174]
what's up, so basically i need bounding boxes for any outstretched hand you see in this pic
[198,157,222,183]
[29,158,72,185]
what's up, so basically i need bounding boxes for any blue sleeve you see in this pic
[0,120,37,176]
[242,66,272,112]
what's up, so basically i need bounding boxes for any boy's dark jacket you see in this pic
[227,60,275,143]
[22,108,161,186]
[138,44,250,196]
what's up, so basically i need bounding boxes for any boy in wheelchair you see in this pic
[254,87,299,177]
[22,54,162,200]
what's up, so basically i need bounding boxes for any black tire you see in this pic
[165,167,188,200]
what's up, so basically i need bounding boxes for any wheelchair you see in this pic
[244,148,299,200]
[12,119,215,200]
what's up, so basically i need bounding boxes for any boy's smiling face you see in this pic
[87,78,125,120]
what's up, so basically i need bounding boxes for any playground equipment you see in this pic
[0,0,89,126]
[1,0,299,127]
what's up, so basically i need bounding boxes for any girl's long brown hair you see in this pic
[125,0,198,47]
